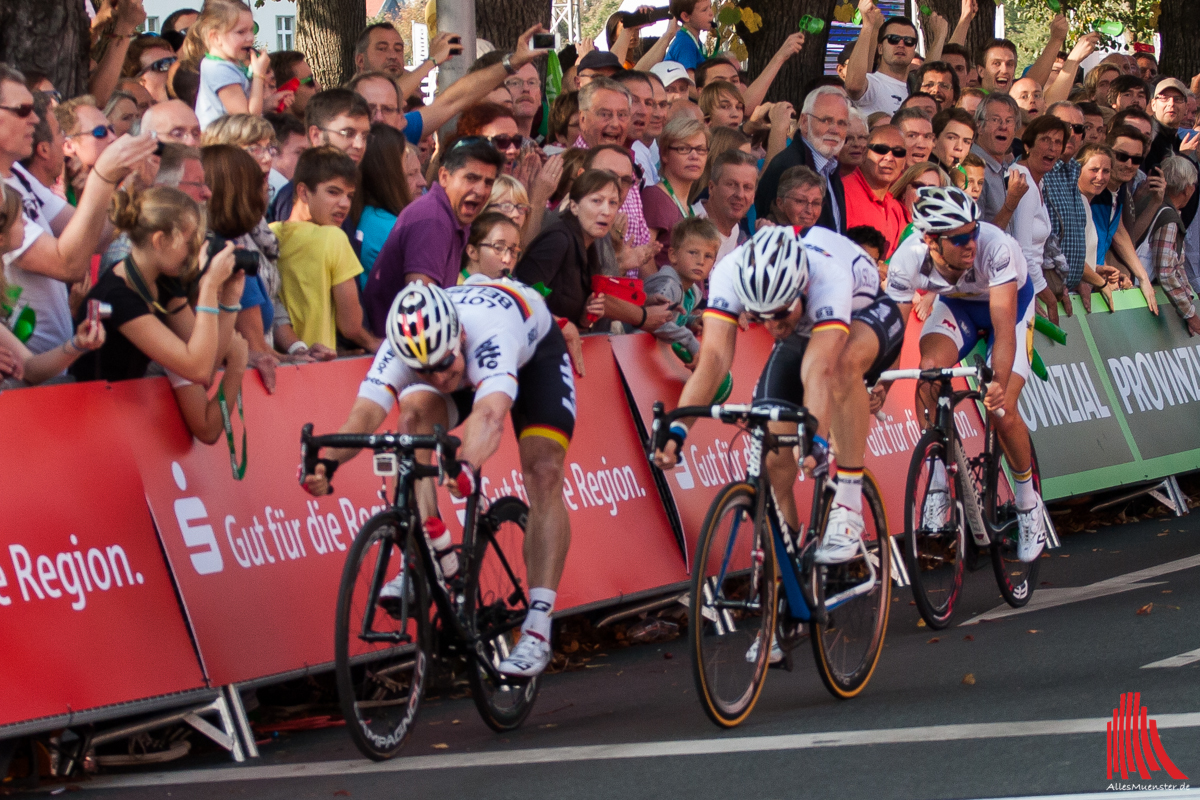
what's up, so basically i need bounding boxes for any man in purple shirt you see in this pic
[364,139,505,335]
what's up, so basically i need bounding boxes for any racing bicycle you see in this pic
[300,424,537,761]
[651,401,891,728]
[878,363,1055,629]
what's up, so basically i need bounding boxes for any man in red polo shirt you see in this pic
[843,124,908,256]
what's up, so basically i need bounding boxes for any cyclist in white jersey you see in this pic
[882,186,1047,561]
[303,281,577,677]
[654,224,888,567]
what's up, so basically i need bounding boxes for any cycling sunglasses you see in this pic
[748,299,799,323]
[868,143,907,159]
[1113,151,1144,166]
[414,350,459,375]
[73,124,116,140]
[140,56,177,74]
[884,34,918,47]
[489,133,526,150]
[939,223,980,247]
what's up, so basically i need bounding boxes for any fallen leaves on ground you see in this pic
[962,673,976,685]
[432,743,448,749]
[917,619,927,627]
[927,637,940,644]
[1028,629,1040,633]
[1137,603,1153,616]
[963,635,974,641]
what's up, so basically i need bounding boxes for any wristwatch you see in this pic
[501,53,517,76]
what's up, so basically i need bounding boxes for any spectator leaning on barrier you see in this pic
[1041,101,1091,292]
[1139,155,1200,336]
[643,115,710,267]
[0,185,105,386]
[364,139,504,333]
[71,186,249,445]
[271,146,380,355]
[756,85,849,233]
[970,92,1020,223]
[643,216,720,360]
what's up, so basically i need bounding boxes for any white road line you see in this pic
[1144,647,1200,669]
[962,553,1200,625]
[976,793,1200,800]
[83,712,1200,790]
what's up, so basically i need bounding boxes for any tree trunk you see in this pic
[475,0,550,52]
[739,0,838,104]
[0,0,89,99]
[297,0,366,91]
[918,0,996,66]
[1159,0,1200,85]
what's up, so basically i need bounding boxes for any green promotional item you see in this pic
[1095,19,1125,36]
[1046,0,1061,12]
[544,48,563,106]
[1031,348,1050,381]
[1034,315,1067,345]
[671,343,733,403]
[218,384,248,481]
[798,14,825,34]
[1,285,35,343]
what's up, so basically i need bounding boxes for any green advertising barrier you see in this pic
[1024,288,1200,499]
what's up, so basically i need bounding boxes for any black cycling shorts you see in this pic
[449,324,576,450]
[852,295,906,385]
[753,332,810,407]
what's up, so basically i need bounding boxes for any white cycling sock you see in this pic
[522,587,556,640]
[931,459,948,492]
[1013,466,1037,511]
[833,467,864,514]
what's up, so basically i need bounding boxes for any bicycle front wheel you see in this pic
[985,424,1041,608]
[810,470,891,699]
[690,482,778,728]
[465,496,540,732]
[335,513,432,761]
[904,429,966,629]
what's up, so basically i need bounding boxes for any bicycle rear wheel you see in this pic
[465,496,540,732]
[690,482,778,728]
[335,513,432,761]
[810,470,891,699]
[985,424,1040,608]
[904,429,966,629]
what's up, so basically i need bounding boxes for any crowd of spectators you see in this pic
[4,0,1200,437]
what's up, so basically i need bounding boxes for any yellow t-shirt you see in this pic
[270,221,363,349]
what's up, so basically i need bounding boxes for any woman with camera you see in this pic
[70,185,249,444]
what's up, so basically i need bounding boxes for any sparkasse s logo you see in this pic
[1107,692,1188,782]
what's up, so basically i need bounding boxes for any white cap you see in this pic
[649,60,695,89]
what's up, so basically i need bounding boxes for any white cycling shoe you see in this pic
[745,633,784,664]
[377,574,412,617]
[814,506,864,564]
[498,630,553,678]
[1016,496,1048,563]
[922,488,952,531]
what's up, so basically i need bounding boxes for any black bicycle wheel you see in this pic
[904,429,966,629]
[985,424,1041,608]
[335,512,432,761]
[810,470,892,699]
[465,496,540,732]
[690,482,778,728]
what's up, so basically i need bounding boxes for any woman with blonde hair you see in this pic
[484,175,532,243]
[201,113,279,176]
[0,185,105,386]
[642,115,711,266]
[71,186,249,444]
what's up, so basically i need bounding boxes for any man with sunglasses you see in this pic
[55,97,116,207]
[884,186,1048,562]
[0,64,158,356]
[655,224,889,572]
[305,280,579,678]
[845,125,907,257]
[843,3,922,116]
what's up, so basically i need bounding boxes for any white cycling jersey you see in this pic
[703,226,878,334]
[885,222,1029,305]
[359,276,554,412]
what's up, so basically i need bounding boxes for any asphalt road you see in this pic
[70,510,1200,799]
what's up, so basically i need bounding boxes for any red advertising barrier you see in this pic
[0,383,205,728]
[112,337,684,687]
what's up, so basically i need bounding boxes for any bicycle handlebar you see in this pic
[300,423,461,481]
[648,401,817,454]
[873,363,1005,418]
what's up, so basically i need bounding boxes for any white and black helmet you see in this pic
[912,186,980,233]
[385,284,461,370]
[733,226,809,314]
